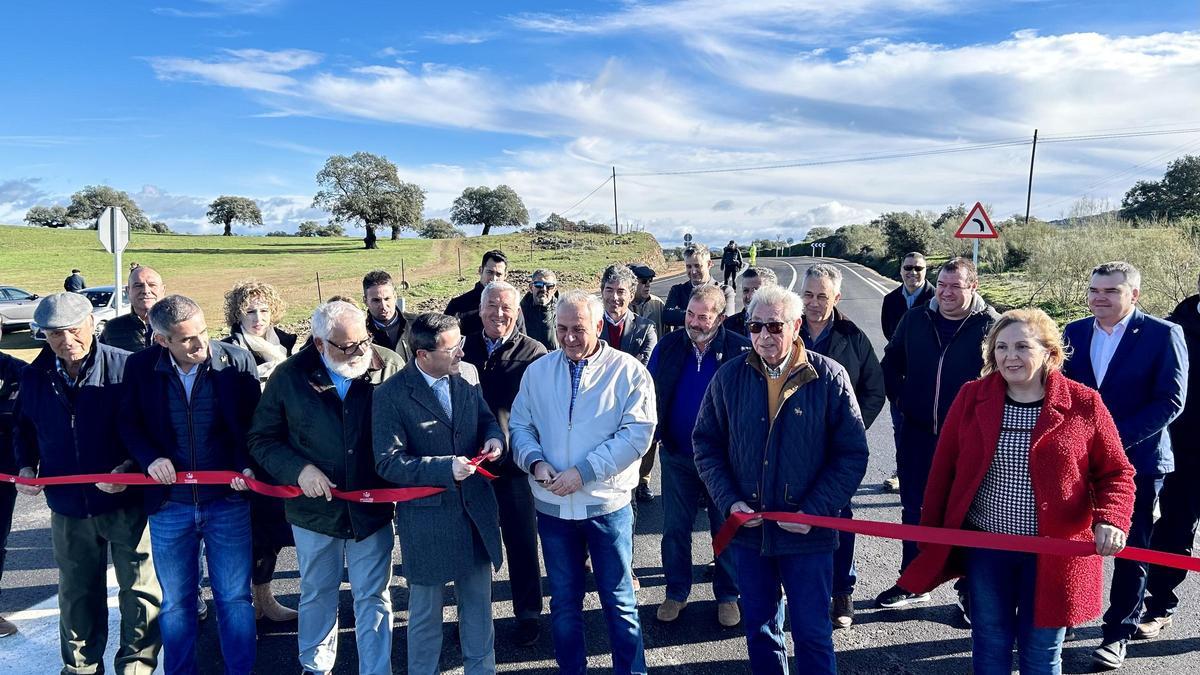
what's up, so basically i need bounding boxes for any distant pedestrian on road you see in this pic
[878,257,998,621]
[899,308,1136,675]
[63,268,86,292]
[721,240,743,289]
[724,266,778,337]
[1140,272,1200,641]
[1059,261,1187,670]
[15,292,162,673]
[693,285,868,675]
[799,264,885,629]
[748,243,758,267]
[663,244,735,328]
[649,285,749,628]
[510,290,656,675]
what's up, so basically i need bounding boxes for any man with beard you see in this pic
[725,267,778,337]
[100,265,166,353]
[663,244,735,329]
[649,285,750,628]
[249,300,403,675]
[520,269,559,351]
[362,270,415,362]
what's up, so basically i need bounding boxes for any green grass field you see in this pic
[0,225,667,357]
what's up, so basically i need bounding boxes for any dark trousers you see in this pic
[832,505,857,597]
[660,450,738,603]
[1144,465,1200,618]
[723,267,739,288]
[1102,472,1165,642]
[494,472,544,620]
[897,422,940,573]
[0,482,13,594]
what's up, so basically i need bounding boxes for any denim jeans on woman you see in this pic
[148,496,255,675]
[536,504,646,675]
[965,547,1065,675]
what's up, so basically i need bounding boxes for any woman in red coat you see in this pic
[898,308,1136,674]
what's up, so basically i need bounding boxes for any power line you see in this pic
[557,175,613,217]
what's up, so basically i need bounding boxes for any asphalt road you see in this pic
[2,256,1197,673]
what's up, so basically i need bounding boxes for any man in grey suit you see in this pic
[600,263,657,366]
[373,313,506,675]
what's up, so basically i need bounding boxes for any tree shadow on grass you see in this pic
[133,246,367,256]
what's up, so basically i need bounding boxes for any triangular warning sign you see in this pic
[954,202,998,239]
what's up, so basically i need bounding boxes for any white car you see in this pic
[0,286,43,329]
[79,286,131,334]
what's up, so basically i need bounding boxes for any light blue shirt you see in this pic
[172,359,202,403]
[901,283,923,308]
[416,362,452,418]
[325,366,352,400]
[484,330,512,356]
[1090,310,1134,387]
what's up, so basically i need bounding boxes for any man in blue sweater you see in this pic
[648,285,751,628]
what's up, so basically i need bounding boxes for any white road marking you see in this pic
[831,260,892,296]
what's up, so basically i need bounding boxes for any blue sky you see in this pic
[2,0,1198,242]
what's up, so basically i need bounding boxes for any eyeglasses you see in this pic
[328,336,372,355]
[747,321,786,335]
[531,281,557,289]
[903,265,925,272]
[430,336,466,355]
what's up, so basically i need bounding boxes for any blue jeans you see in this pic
[149,497,255,675]
[966,547,1065,674]
[1103,472,1164,642]
[660,451,738,604]
[536,505,646,675]
[733,544,836,675]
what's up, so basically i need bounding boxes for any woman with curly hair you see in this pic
[222,280,298,623]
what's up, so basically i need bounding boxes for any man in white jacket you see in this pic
[510,290,656,675]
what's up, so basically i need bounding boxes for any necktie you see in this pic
[434,377,453,421]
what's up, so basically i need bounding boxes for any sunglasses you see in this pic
[903,265,925,272]
[531,281,557,289]
[747,321,786,335]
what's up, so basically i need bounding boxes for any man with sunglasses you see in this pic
[629,265,665,340]
[249,300,404,675]
[663,244,736,329]
[879,253,935,495]
[521,268,560,350]
[694,285,868,674]
[878,257,998,619]
[375,313,505,675]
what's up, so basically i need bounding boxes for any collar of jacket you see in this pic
[927,291,989,317]
[746,337,817,386]
[970,369,1072,441]
[551,339,617,370]
[806,306,858,336]
[521,291,557,315]
[303,343,389,393]
[151,341,238,375]
[32,341,104,385]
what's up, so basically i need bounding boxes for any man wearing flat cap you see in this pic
[14,292,162,674]
[629,265,665,340]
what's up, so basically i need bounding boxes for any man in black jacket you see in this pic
[0,326,24,637]
[99,265,166,353]
[1139,275,1200,640]
[463,280,548,647]
[800,264,886,628]
[15,293,162,672]
[249,300,403,675]
[663,244,736,328]
[720,240,743,288]
[121,295,261,674]
[362,269,415,362]
[445,249,526,336]
[725,266,778,337]
[649,285,750,628]
[520,268,558,351]
[64,268,87,292]
[877,257,998,614]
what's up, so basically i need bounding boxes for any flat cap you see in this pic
[33,292,93,330]
[629,264,656,281]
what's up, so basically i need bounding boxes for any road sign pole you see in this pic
[111,209,123,317]
[972,239,979,268]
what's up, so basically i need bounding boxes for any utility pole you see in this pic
[1024,128,1038,226]
[611,166,619,235]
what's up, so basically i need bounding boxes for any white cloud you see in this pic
[148,49,322,93]
[153,0,287,18]
[423,31,493,45]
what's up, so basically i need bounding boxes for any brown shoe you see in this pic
[0,615,16,638]
[656,599,687,622]
[253,582,298,622]
[631,573,641,592]
[717,601,741,628]
[883,474,900,493]
[831,594,854,629]
[1135,615,1172,640]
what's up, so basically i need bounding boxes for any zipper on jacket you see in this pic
[172,370,200,503]
[931,311,976,435]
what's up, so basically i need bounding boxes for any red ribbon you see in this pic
[1,471,445,504]
[467,451,498,480]
[713,511,1200,573]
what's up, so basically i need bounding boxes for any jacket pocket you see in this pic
[742,481,762,509]
[784,483,802,507]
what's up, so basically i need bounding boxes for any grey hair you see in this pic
[530,268,557,281]
[148,295,203,336]
[310,300,366,342]
[804,263,842,294]
[600,263,637,291]
[741,266,778,286]
[689,284,727,316]
[480,280,519,309]
[747,285,804,323]
[1092,261,1142,291]
[557,289,604,325]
